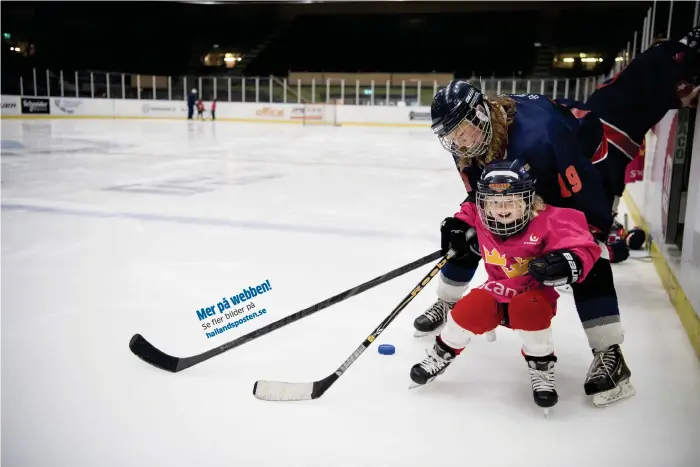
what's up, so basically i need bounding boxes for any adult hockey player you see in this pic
[569,27,700,203]
[416,81,634,407]
[410,160,602,414]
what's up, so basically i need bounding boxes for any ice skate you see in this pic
[409,337,457,389]
[413,299,454,337]
[525,355,558,416]
[584,344,636,407]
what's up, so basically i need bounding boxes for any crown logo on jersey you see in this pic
[504,257,534,279]
[483,246,507,267]
[483,246,534,278]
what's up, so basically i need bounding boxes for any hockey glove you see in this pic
[590,225,609,244]
[626,227,646,250]
[607,239,630,264]
[528,250,583,287]
[440,217,480,260]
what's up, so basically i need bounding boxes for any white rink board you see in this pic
[337,104,431,124]
[51,97,114,117]
[0,94,432,126]
[1,95,21,116]
[113,99,190,118]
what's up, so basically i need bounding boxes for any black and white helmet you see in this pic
[431,80,492,165]
[476,159,537,237]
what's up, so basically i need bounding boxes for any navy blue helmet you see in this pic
[431,80,493,164]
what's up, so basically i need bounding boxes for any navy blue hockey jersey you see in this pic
[586,40,698,146]
[460,94,613,235]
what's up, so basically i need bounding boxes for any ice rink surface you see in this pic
[2,119,700,467]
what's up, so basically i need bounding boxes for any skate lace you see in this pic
[529,366,555,392]
[420,349,449,373]
[425,301,448,323]
[588,348,617,381]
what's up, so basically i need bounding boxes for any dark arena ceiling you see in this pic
[1,1,685,77]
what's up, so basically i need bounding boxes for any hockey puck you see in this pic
[378,344,395,355]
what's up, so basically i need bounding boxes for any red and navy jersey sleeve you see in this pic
[585,40,696,145]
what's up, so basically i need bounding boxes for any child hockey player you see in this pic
[196,99,205,120]
[409,160,603,412]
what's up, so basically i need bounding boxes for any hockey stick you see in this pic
[253,247,459,401]
[129,249,443,373]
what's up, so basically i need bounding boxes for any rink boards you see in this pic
[0,94,432,127]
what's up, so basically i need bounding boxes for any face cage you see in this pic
[439,109,493,165]
[476,190,535,237]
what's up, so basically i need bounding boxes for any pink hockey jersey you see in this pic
[455,202,601,306]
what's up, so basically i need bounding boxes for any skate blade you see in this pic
[543,408,550,418]
[413,329,441,338]
[592,379,636,407]
[408,377,436,390]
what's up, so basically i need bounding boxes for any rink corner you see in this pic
[623,190,700,363]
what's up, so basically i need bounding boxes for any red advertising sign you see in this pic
[661,113,678,238]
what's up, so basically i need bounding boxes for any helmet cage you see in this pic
[436,103,493,164]
[476,172,535,237]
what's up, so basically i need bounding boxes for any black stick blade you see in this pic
[129,334,180,373]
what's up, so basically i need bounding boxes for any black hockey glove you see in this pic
[590,225,609,244]
[528,250,583,287]
[607,239,630,264]
[440,217,480,260]
[626,227,646,250]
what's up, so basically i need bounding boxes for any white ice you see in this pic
[2,119,699,467]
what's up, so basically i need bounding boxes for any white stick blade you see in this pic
[253,380,314,401]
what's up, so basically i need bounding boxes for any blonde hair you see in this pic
[483,96,517,165]
[455,95,517,171]
[531,195,547,217]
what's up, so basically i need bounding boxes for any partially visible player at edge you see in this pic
[410,160,601,415]
[555,27,700,258]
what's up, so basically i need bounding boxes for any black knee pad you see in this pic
[449,251,482,270]
[571,257,617,302]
